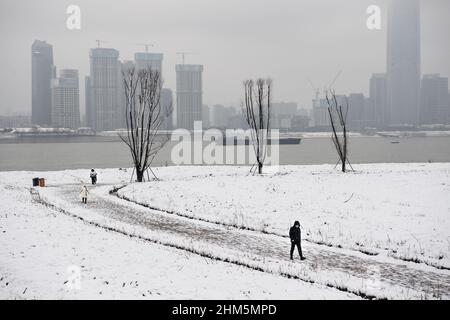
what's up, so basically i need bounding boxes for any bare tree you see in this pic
[120,67,172,182]
[326,90,352,173]
[243,78,272,174]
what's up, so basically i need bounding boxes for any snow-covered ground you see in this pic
[0,163,449,299]
[0,183,354,299]
[116,163,450,269]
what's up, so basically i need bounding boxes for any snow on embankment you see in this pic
[0,183,353,299]
[118,163,450,269]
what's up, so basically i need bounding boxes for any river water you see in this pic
[1,135,450,171]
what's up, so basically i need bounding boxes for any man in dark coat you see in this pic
[90,169,97,185]
[289,221,305,260]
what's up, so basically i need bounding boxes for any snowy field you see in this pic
[0,183,354,299]
[0,163,449,299]
[116,163,450,269]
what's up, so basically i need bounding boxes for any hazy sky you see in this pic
[0,0,449,115]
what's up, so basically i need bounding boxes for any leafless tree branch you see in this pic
[242,78,272,174]
[326,90,351,172]
[120,67,173,182]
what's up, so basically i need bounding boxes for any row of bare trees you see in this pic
[242,80,351,174]
[120,67,350,182]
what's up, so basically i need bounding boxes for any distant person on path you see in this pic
[90,169,97,185]
[80,184,89,204]
[289,221,305,260]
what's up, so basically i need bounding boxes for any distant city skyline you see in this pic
[27,5,450,133]
[1,0,449,116]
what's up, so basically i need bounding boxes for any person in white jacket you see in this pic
[80,184,89,204]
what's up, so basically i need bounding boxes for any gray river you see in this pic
[1,135,450,171]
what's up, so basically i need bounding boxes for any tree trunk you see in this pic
[136,169,144,182]
[341,160,346,173]
[258,162,263,174]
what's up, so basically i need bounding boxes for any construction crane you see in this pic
[95,39,108,47]
[307,78,320,101]
[176,52,197,64]
[307,70,342,105]
[325,70,342,93]
[134,43,154,53]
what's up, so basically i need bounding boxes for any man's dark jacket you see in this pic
[289,226,301,243]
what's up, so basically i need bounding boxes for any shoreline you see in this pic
[2,161,450,173]
[2,129,450,142]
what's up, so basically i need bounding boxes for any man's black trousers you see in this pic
[290,241,303,258]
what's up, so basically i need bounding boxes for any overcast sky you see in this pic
[0,0,449,115]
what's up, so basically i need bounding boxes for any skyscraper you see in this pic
[89,48,120,131]
[119,60,135,129]
[85,76,93,128]
[312,98,330,128]
[176,64,203,130]
[134,53,167,129]
[160,88,174,131]
[51,69,80,129]
[386,0,421,126]
[202,104,210,128]
[448,91,450,123]
[134,52,163,74]
[347,93,366,130]
[31,40,54,126]
[420,74,449,125]
[369,73,388,128]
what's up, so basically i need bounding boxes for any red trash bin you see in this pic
[38,178,45,187]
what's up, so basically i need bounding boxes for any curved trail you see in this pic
[40,184,450,300]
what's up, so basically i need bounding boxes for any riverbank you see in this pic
[2,129,450,142]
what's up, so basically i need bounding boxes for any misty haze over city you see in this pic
[0,0,449,116]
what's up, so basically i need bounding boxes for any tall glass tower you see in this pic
[51,69,80,129]
[386,0,421,126]
[31,40,54,126]
[89,48,120,131]
[176,64,203,130]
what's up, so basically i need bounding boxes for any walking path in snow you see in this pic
[40,183,450,300]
